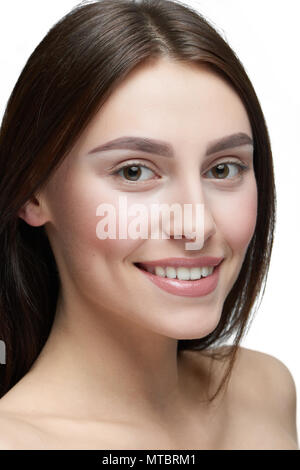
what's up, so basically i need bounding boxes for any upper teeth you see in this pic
[147,266,214,280]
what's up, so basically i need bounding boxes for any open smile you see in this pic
[133,260,223,297]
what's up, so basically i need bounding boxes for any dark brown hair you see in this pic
[0,0,276,402]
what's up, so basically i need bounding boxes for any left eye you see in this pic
[205,162,247,179]
[114,164,156,182]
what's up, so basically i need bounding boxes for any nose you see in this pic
[161,176,217,250]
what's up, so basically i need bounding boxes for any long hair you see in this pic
[0,0,276,401]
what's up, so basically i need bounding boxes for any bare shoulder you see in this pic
[0,412,25,449]
[221,345,299,447]
[234,346,297,405]
[0,409,46,449]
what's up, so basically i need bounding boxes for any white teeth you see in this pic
[165,267,177,278]
[151,266,214,280]
[190,267,202,280]
[201,266,210,277]
[154,266,165,277]
[176,267,190,280]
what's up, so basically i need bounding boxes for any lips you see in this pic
[133,258,223,297]
[134,256,224,297]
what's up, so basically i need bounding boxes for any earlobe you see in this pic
[18,195,49,227]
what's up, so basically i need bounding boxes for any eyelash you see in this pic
[110,159,249,184]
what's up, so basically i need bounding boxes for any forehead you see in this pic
[77,58,252,152]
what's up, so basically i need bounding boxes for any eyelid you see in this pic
[110,159,158,173]
[207,155,249,167]
[111,155,248,169]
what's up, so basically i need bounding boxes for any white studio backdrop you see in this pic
[0,0,299,432]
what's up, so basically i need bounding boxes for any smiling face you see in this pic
[28,58,257,340]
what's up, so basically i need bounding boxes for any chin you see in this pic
[157,308,223,340]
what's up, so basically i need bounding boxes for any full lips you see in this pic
[135,262,222,297]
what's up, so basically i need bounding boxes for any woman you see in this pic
[0,0,298,450]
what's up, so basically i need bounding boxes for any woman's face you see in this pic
[35,58,257,339]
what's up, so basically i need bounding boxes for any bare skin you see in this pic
[0,346,298,449]
[1,58,297,450]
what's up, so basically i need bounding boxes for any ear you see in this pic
[18,193,50,227]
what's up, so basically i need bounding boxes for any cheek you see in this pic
[211,178,258,255]
[44,169,144,270]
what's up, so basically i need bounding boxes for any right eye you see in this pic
[111,162,158,183]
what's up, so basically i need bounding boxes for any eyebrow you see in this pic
[87,132,253,157]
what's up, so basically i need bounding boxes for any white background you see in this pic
[0,0,299,436]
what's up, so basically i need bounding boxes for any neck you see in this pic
[26,292,206,427]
